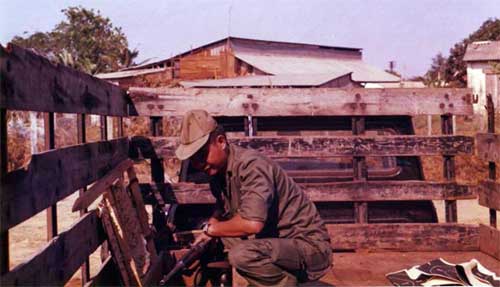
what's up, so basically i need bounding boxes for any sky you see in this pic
[1,0,499,78]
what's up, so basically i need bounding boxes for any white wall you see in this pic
[466,62,488,114]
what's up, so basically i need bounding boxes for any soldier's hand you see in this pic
[192,231,211,246]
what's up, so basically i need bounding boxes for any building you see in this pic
[464,40,500,114]
[96,37,400,88]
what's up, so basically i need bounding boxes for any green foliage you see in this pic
[11,6,138,74]
[425,18,500,87]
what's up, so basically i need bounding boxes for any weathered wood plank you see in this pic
[0,44,129,116]
[140,181,476,205]
[479,224,500,260]
[476,133,500,162]
[130,135,474,160]
[84,256,122,287]
[0,210,105,286]
[128,87,474,116]
[72,159,134,212]
[101,194,135,286]
[1,138,129,232]
[328,223,479,251]
[477,180,500,211]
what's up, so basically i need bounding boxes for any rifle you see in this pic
[160,238,213,285]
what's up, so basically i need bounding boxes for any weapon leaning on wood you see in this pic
[160,238,213,285]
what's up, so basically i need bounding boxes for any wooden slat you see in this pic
[1,138,129,232]
[479,224,500,260]
[477,180,500,211]
[140,181,476,205]
[72,159,134,212]
[130,135,474,160]
[101,198,135,286]
[328,223,479,251]
[0,44,129,116]
[476,133,500,162]
[0,107,8,274]
[128,87,474,116]
[84,256,122,287]
[0,210,105,286]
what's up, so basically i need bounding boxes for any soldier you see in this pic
[176,110,332,286]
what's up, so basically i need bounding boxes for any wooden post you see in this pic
[486,94,497,228]
[427,115,432,136]
[100,115,111,262]
[1,108,9,274]
[77,114,90,284]
[44,112,58,240]
[100,116,108,140]
[352,116,368,223]
[244,115,258,137]
[150,117,165,183]
[117,117,124,138]
[150,116,163,137]
[441,114,457,222]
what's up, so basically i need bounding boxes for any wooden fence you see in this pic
[0,44,131,285]
[128,86,499,255]
[1,44,499,286]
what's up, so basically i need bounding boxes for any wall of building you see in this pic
[467,61,500,131]
[485,71,500,110]
[467,62,488,114]
[179,42,237,80]
[111,69,174,88]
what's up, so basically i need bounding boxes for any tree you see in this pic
[425,18,500,87]
[424,53,447,87]
[11,6,138,74]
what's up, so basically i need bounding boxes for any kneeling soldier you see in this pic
[176,110,332,286]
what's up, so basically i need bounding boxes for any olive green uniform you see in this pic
[209,144,332,286]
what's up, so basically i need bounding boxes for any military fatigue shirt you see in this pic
[209,144,331,245]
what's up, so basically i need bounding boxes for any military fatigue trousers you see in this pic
[222,237,332,287]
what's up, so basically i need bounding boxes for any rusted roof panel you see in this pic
[95,67,167,79]
[181,72,352,88]
[464,41,500,62]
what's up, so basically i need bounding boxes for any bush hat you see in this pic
[175,110,218,160]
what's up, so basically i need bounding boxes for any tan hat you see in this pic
[175,110,218,160]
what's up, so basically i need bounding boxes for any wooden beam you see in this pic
[0,107,8,274]
[131,135,474,160]
[477,180,500,211]
[328,223,479,251]
[140,181,476,204]
[0,44,129,116]
[0,210,105,286]
[476,133,500,162]
[128,87,474,116]
[72,159,134,212]
[44,112,58,240]
[479,224,500,260]
[1,138,129,232]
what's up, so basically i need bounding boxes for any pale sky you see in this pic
[1,0,499,78]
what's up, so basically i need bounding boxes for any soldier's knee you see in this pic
[227,243,253,269]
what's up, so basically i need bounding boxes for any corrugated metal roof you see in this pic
[95,67,167,79]
[464,41,500,62]
[231,42,399,83]
[122,36,363,71]
[181,72,351,88]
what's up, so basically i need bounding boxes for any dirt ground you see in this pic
[8,192,499,286]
